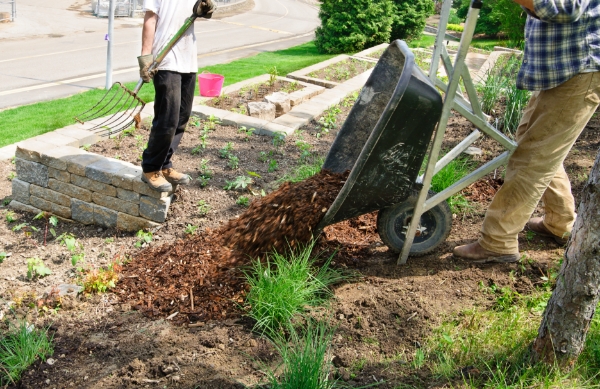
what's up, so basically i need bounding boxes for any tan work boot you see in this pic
[162,168,190,185]
[453,242,519,264]
[141,171,173,192]
[527,217,569,245]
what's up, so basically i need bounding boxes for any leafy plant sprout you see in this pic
[7,172,16,181]
[185,224,198,235]
[268,159,279,173]
[33,212,58,245]
[134,230,153,248]
[219,142,234,158]
[273,131,286,149]
[238,126,255,140]
[197,200,210,216]
[27,258,51,280]
[205,114,221,130]
[269,65,278,86]
[227,154,239,170]
[5,211,16,223]
[236,196,250,207]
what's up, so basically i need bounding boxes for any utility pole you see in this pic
[105,0,115,90]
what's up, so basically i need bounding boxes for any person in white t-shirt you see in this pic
[137,0,215,192]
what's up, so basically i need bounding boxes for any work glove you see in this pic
[193,0,216,18]
[138,54,157,83]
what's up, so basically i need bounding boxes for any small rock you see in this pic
[217,343,226,350]
[247,339,258,348]
[45,379,50,384]
[338,314,345,320]
[46,358,55,366]
[463,146,483,156]
[171,375,181,382]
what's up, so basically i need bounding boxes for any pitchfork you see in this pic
[74,13,198,137]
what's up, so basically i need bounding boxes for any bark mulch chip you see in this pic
[117,170,348,324]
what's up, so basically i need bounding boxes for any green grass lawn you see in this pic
[0,41,335,149]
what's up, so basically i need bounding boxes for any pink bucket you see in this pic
[198,72,225,97]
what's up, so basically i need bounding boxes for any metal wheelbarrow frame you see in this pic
[319,0,518,263]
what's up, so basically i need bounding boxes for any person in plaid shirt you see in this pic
[453,0,600,263]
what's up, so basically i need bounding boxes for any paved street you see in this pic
[0,0,320,109]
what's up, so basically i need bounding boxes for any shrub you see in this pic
[315,0,395,54]
[455,0,499,36]
[390,0,435,41]
[455,0,525,44]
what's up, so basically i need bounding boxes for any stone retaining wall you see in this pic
[10,141,174,231]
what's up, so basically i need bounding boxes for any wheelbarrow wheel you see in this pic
[377,191,452,256]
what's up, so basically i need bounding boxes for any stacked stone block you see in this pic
[10,141,174,231]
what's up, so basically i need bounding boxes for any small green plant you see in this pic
[232,175,253,190]
[227,154,240,170]
[5,211,16,223]
[80,144,91,151]
[27,258,51,280]
[219,142,234,158]
[0,322,54,385]
[185,224,198,235]
[273,132,286,149]
[7,172,16,181]
[236,196,250,207]
[12,223,38,237]
[268,65,278,86]
[57,232,85,266]
[104,237,114,244]
[122,126,136,137]
[81,261,121,294]
[281,80,299,93]
[318,106,341,137]
[413,348,425,369]
[258,151,272,162]
[295,140,313,162]
[3,199,10,206]
[134,230,153,248]
[0,252,7,263]
[197,159,213,187]
[197,200,210,216]
[268,159,279,173]
[278,157,324,184]
[243,241,346,335]
[206,114,221,130]
[34,212,58,245]
[238,126,255,140]
[264,321,336,389]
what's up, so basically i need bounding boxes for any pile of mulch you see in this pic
[462,177,504,202]
[117,170,349,324]
[205,80,302,113]
[221,170,349,258]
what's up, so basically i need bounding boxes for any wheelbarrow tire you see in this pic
[377,191,452,256]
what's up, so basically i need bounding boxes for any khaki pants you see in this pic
[479,72,600,254]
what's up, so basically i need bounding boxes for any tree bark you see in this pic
[532,149,600,369]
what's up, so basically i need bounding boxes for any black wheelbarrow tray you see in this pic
[317,40,452,256]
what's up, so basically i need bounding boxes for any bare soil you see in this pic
[308,58,376,83]
[0,95,598,388]
[204,80,302,115]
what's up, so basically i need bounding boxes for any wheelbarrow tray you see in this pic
[318,40,443,228]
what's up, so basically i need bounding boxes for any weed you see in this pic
[219,142,234,158]
[197,176,210,188]
[27,258,51,280]
[526,230,535,242]
[430,157,476,215]
[503,81,530,135]
[258,151,273,162]
[7,172,16,181]
[232,105,248,115]
[318,106,341,137]
[134,230,153,248]
[197,200,210,216]
[3,199,10,206]
[5,211,16,223]
[104,237,114,244]
[236,196,250,207]
[0,322,53,385]
[232,175,253,190]
[81,260,121,293]
[243,241,346,335]
[412,348,425,369]
[281,80,299,93]
[227,155,240,170]
[122,126,136,137]
[185,224,198,235]
[0,252,6,263]
[80,144,91,151]
[12,223,38,237]
[268,159,279,173]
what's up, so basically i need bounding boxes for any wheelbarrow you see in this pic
[317,40,452,256]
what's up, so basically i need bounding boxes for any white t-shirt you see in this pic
[143,0,198,73]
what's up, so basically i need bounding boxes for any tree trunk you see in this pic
[532,149,600,369]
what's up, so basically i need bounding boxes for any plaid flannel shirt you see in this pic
[518,0,600,91]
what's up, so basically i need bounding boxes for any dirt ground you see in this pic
[0,94,598,388]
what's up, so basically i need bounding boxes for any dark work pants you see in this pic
[142,70,196,173]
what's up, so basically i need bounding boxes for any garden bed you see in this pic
[0,84,599,388]
[287,54,376,89]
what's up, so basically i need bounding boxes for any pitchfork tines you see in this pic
[74,80,146,137]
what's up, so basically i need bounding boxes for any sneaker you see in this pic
[141,171,173,192]
[453,242,519,264]
[527,217,569,245]
[162,168,190,185]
